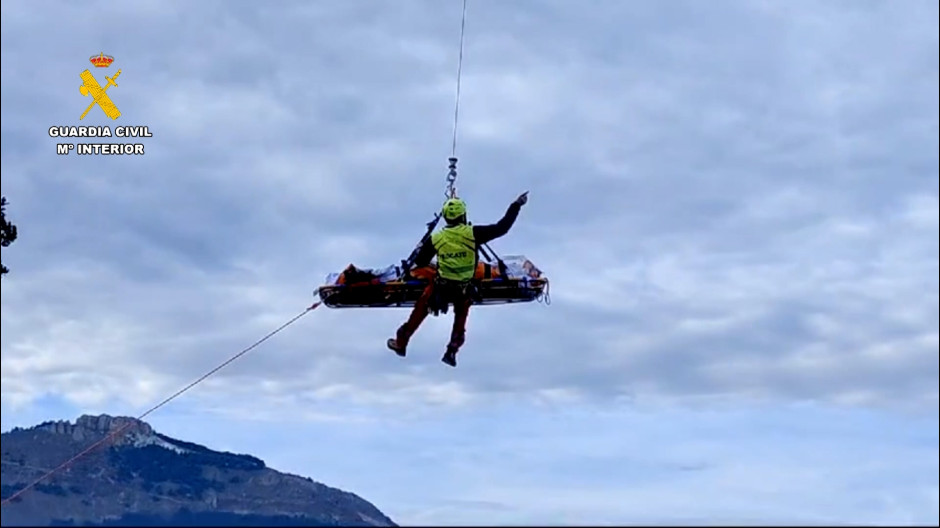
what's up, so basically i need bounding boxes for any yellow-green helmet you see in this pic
[442,198,467,221]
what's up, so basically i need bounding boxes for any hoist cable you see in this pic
[446,0,469,199]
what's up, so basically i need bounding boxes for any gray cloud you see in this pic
[1,0,937,417]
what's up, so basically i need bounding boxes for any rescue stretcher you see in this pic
[316,255,549,309]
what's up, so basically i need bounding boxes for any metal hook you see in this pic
[445,157,458,198]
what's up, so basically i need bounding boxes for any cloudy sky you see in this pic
[1,0,937,525]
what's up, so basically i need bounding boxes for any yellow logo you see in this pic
[48,53,152,157]
[79,54,121,120]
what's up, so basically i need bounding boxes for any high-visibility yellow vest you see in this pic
[431,224,476,281]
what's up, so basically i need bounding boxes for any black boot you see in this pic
[441,347,458,367]
[387,338,406,357]
[387,326,409,357]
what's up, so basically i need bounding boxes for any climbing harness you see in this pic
[316,0,550,310]
[2,0,546,510]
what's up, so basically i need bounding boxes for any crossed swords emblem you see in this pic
[79,69,122,120]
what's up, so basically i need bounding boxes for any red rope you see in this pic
[0,302,320,507]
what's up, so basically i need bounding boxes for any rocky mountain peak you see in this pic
[35,414,153,445]
[3,414,397,526]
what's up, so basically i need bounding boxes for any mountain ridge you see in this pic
[1,414,396,527]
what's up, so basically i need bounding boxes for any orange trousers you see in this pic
[396,280,472,352]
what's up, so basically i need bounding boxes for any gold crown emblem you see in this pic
[89,52,114,68]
